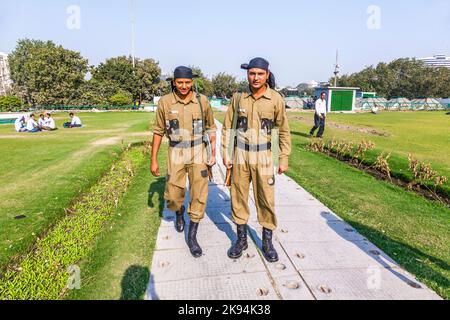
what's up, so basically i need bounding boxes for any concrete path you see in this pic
[146,121,441,300]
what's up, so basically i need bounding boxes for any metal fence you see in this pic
[356,99,450,111]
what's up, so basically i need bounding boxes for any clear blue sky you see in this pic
[1,0,449,86]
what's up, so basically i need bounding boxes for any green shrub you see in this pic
[108,93,132,107]
[0,148,144,300]
[0,95,23,112]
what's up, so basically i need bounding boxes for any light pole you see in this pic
[130,0,136,69]
[333,50,340,87]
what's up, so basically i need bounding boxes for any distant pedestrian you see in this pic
[309,92,327,138]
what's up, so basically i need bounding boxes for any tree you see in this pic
[336,58,450,99]
[92,56,163,105]
[0,95,22,112]
[212,72,238,99]
[73,78,120,106]
[189,66,213,96]
[236,80,249,93]
[296,83,314,96]
[109,92,133,106]
[9,39,88,106]
[136,58,163,103]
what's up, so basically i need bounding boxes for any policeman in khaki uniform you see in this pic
[151,66,217,258]
[222,58,291,262]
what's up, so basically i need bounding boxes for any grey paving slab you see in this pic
[151,245,265,283]
[247,228,298,278]
[300,267,441,300]
[272,275,315,300]
[155,223,236,250]
[147,272,280,300]
[275,220,368,243]
[281,240,400,271]
[249,205,343,223]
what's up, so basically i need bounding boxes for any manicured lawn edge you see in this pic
[65,146,167,300]
[287,145,449,299]
[0,147,144,300]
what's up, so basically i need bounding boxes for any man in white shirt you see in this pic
[41,113,57,131]
[14,116,26,132]
[64,112,82,128]
[38,114,46,128]
[26,114,40,132]
[309,92,327,138]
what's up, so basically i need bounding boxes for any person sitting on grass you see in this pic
[41,113,57,131]
[64,112,83,128]
[38,114,46,128]
[14,116,27,132]
[26,114,41,133]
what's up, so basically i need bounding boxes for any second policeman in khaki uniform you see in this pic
[151,66,217,258]
[221,58,291,262]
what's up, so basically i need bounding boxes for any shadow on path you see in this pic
[120,265,151,300]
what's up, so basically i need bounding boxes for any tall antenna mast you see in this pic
[130,0,136,69]
[333,49,340,87]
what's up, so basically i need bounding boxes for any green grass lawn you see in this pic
[284,111,449,298]
[287,111,450,194]
[0,112,154,269]
[66,147,167,300]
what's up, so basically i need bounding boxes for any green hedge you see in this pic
[0,148,144,300]
[0,95,23,112]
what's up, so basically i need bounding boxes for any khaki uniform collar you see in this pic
[243,84,272,100]
[171,91,199,105]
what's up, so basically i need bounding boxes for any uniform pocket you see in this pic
[192,112,203,135]
[260,112,274,136]
[237,116,248,132]
[201,169,208,178]
[166,113,180,137]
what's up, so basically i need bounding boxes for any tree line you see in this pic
[4,39,248,109]
[4,39,449,110]
[335,58,450,99]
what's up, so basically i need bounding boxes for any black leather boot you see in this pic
[188,222,202,258]
[228,224,248,259]
[262,228,279,262]
[175,205,185,233]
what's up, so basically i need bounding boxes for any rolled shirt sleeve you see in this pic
[153,101,166,137]
[275,98,292,167]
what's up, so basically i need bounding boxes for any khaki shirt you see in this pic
[221,86,291,167]
[154,91,217,142]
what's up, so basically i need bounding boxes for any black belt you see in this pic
[236,139,272,152]
[169,138,204,148]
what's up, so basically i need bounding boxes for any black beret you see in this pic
[173,66,199,80]
[241,57,270,71]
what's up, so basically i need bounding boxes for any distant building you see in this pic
[418,54,450,69]
[0,52,12,96]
